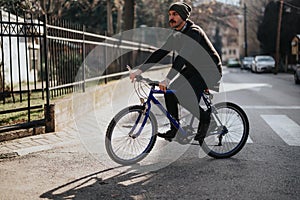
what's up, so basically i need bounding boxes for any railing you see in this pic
[0,9,171,133]
[46,18,158,97]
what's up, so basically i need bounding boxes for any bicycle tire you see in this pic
[201,102,249,158]
[105,105,157,165]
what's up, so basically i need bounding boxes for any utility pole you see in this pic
[244,3,248,57]
[275,0,284,74]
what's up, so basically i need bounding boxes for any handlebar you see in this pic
[127,65,212,100]
[127,65,210,95]
[135,75,159,87]
[127,65,159,87]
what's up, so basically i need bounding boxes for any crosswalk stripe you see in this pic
[246,137,253,143]
[261,115,300,146]
[243,106,300,109]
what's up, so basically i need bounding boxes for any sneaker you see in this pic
[157,128,177,140]
[194,122,210,145]
[195,110,211,144]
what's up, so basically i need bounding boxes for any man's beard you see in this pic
[169,20,183,30]
[169,20,179,29]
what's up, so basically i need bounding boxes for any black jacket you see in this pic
[140,20,222,90]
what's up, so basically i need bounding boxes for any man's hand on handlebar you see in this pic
[159,78,170,93]
[128,65,170,93]
[129,69,142,82]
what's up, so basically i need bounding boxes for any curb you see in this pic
[0,127,45,142]
[0,127,79,159]
[0,139,81,159]
[0,152,19,159]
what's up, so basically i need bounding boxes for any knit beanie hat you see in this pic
[169,2,192,21]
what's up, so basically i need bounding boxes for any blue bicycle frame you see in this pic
[131,84,212,139]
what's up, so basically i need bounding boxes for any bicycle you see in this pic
[105,69,250,165]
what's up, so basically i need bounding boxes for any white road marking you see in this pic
[261,115,300,146]
[242,106,300,109]
[219,83,272,92]
[247,137,253,143]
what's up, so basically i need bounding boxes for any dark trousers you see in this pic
[165,75,210,130]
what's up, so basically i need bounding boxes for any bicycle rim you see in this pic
[202,102,249,158]
[105,106,157,165]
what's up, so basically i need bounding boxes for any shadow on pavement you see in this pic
[39,157,247,200]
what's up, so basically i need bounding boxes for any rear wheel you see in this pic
[201,102,249,158]
[105,105,157,165]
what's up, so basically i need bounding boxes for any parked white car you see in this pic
[241,56,254,70]
[251,55,275,73]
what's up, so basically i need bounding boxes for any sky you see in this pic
[216,0,240,6]
[195,0,240,6]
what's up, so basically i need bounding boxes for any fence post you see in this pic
[44,104,55,132]
[43,14,54,132]
[82,25,86,92]
[104,31,107,84]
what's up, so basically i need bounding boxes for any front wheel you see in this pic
[105,105,157,165]
[201,102,249,159]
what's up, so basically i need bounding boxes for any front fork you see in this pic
[210,106,229,146]
[129,103,150,139]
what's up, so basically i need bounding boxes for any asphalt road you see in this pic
[0,67,299,200]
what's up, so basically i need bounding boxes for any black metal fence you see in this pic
[0,9,161,134]
[46,17,158,96]
[0,10,47,133]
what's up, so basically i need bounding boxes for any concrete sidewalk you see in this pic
[0,122,80,159]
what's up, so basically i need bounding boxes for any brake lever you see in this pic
[126,65,132,72]
[136,75,143,82]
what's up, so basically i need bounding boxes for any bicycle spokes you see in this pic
[200,102,249,159]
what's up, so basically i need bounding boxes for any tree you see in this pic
[124,0,134,30]
[59,0,108,34]
[107,0,114,35]
[242,0,272,56]
[38,0,70,16]
[257,1,278,54]
[115,0,124,33]
[0,0,39,14]
[257,0,300,56]
[213,26,223,60]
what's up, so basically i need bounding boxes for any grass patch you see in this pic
[1,79,111,127]
[0,109,44,126]
[0,90,46,126]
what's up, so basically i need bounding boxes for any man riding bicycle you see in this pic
[130,2,222,143]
